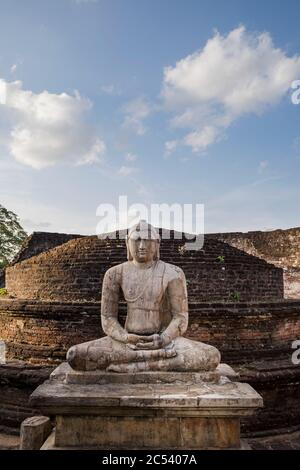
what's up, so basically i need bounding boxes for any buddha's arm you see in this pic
[101,267,128,343]
[161,270,189,345]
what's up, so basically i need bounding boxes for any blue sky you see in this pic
[0,0,300,234]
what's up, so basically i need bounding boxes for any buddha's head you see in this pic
[126,220,160,263]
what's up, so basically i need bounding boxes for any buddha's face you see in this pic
[128,234,158,263]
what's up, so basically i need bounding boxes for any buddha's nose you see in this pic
[139,239,146,249]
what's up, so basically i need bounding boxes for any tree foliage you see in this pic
[0,204,27,268]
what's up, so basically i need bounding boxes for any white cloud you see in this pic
[124,152,138,162]
[258,160,269,174]
[10,64,17,74]
[118,165,138,177]
[184,126,220,152]
[100,84,121,96]
[164,139,178,157]
[122,97,151,136]
[0,79,105,169]
[162,26,300,152]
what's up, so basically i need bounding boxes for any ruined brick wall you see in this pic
[12,232,83,265]
[0,299,101,363]
[0,363,52,432]
[1,297,300,433]
[0,298,298,364]
[210,227,300,299]
[5,233,284,302]
[211,227,300,268]
[1,229,294,433]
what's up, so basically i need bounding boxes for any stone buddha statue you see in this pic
[67,221,221,373]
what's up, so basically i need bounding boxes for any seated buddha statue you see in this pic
[67,221,221,373]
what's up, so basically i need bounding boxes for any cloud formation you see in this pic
[258,160,269,174]
[162,26,300,153]
[122,97,151,136]
[124,152,138,162]
[0,79,105,169]
[118,165,138,177]
[10,64,18,74]
[100,84,121,96]
[164,139,178,158]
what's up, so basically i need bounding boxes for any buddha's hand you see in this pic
[126,333,157,350]
[134,333,170,350]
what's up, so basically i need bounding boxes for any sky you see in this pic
[0,0,300,235]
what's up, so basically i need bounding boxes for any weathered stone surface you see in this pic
[66,222,221,373]
[217,363,239,381]
[20,415,52,450]
[51,362,237,385]
[55,415,240,449]
[65,368,220,385]
[29,372,262,449]
[179,417,240,449]
[30,376,263,416]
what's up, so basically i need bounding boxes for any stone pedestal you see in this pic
[29,363,263,450]
[20,416,52,450]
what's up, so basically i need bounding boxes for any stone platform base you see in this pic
[51,362,239,385]
[29,363,262,450]
[40,429,252,450]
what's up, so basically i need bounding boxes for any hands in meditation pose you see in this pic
[67,221,221,373]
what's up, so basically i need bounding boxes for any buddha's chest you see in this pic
[121,265,166,308]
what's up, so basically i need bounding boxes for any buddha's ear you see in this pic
[125,236,133,261]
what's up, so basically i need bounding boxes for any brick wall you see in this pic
[0,298,298,364]
[5,233,284,302]
[211,227,300,299]
[211,227,300,268]
[1,297,300,433]
[12,231,83,264]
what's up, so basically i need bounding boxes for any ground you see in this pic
[249,430,300,450]
[0,433,19,450]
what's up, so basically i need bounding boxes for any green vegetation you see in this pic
[0,204,27,268]
[0,288,7,296]
[230,291,241,301]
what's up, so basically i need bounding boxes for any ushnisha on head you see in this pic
[126,220,160,263]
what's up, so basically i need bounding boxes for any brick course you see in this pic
[5,233,283,302]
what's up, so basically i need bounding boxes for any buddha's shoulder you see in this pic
[160,261,186,281]
[103,262,129,280]
[104,261,186,281]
